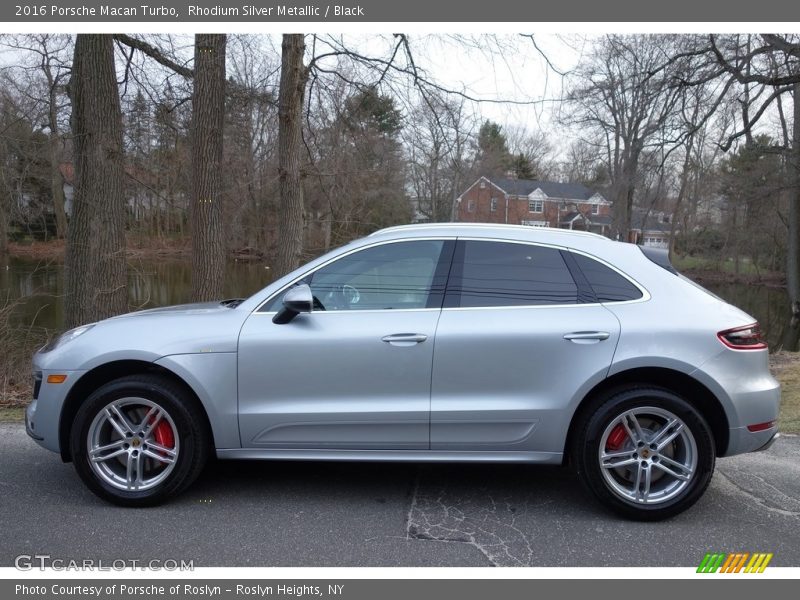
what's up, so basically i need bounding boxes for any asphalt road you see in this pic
[1,422,799,567]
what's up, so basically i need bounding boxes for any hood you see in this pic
[111,301,232,318]
[35,300,248,371]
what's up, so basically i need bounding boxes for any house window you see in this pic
[528,198,543,213]
[591,204,599,215]
[468,199,475,213]
[479,181,486,189]
[490,198,498,212]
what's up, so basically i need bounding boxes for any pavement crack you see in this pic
[404,469,421,541]
[714,470,800,517]
[405,478,543,566]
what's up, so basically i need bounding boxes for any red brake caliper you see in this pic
[606,424,628,450]
[149,417,174,462]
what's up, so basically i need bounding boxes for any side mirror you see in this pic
[272,284,313,324]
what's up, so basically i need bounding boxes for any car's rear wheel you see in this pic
[573,387,715,521]
[70,374,210,506]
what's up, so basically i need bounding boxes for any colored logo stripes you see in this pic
[697,553,773,573]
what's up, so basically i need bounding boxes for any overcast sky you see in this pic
[1,32,784,159]
[0,32,586,140]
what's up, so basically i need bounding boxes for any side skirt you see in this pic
[215,448,563,464]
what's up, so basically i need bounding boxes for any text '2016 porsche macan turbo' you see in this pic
[26,223,780,520]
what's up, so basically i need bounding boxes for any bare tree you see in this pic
[64,34,126,328]
[224,35,280,253]
[785,82,800,348]
[689,34,800,348]
[274,34,308,277]
[38,35,70,239]
[189,34,226,301]
[0,34,72,239]
[566,35,688,237]
[405,95,474,222]
[667,83,713,259]
[504,126,556,181]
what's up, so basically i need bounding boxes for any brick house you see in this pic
[455,176,613,237]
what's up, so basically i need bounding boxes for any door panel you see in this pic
[237,238,454,450]
[430,305,620,452]
[238,310,441,449]
[430,239,621,453]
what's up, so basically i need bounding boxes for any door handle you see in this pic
[563,331,610,342]
[381,333,428,346]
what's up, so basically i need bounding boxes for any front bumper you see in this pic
[25,401,44,441]
[25,368,85,454]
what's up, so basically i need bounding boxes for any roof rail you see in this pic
[368,222,610,240]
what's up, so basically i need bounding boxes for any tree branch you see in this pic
[112,33,194,78]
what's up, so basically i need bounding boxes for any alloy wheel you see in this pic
[598,406,697,505]
[86,397,180,492]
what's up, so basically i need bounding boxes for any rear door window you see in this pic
[445,240,579,308]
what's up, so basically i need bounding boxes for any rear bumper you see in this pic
[726,423,780,455]
[755,431,780,452]
[691,349,781,456]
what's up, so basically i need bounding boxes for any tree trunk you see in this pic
[64,34,126,329]
[0,167,8,255]
[48,138,68,239]
[274,34,308,277]
[47,78,68,239]
[322,211,332,252]
[619,145,642,241]
[669,140,696,260]
[189,34,226,302]
[782,81,800,351]
[0,202,8,255]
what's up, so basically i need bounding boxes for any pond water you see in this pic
[0,255,791,349]
[0,256,273,335]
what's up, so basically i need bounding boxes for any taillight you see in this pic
[717,323,767,350]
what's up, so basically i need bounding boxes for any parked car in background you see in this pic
[27,223,780,519]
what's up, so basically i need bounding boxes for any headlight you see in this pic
[40,324,96,353]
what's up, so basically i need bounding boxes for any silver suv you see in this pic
[27,224,780,519]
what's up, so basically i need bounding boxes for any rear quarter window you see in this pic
[570,252,643,302]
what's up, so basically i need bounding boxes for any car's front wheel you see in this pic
[573,387,715,521]
[70,374,210,506]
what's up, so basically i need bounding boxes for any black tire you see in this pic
[70,374,211,507]
[572,386,715,521]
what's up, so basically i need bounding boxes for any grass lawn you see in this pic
[673,254,767,276]
[770,352,800,434]
[0,407,24,422]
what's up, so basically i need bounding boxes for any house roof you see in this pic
[631,209,671,233]
[489,177,604,202]
[559,212,614,226]
[559,211,585,224]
